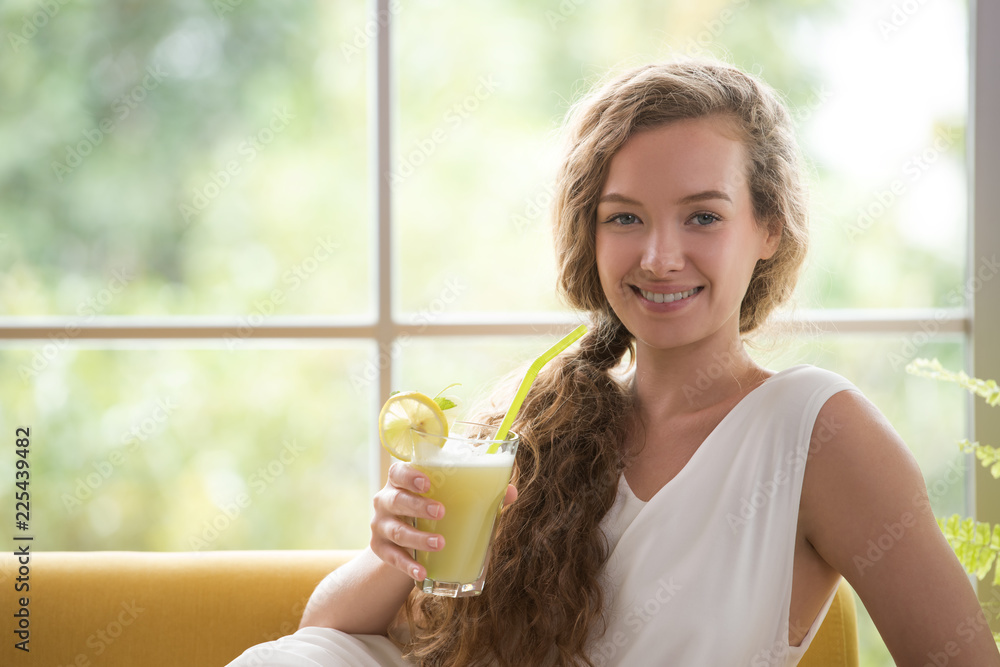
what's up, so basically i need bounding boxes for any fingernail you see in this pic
[429,503,442,518]
[411,566,422,580]
[428,536,440,550]
[416,478,429,493]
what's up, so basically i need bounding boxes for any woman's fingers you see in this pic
[382,462,444,519]
[370,462,445,578]
[372,509,443,552]
[369,521,428,581]
[381,544,425,582]
[372,465,517,578]
[371,514,443,579]
[387,460,429,494]
[503,483,518,507]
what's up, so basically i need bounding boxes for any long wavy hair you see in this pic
[401,59,810,666]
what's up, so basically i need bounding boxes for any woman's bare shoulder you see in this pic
[799,390,1000,665]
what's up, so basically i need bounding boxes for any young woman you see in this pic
[230,60,1000,666]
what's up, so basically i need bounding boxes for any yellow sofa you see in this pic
[0,550,859,666]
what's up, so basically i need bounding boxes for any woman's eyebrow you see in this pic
[597,192,642,205]
[677,190,732,205]
[598,190,733,206]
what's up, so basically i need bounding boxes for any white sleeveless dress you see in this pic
[228,364,857,666]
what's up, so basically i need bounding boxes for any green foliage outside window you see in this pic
[907,358,1000,645]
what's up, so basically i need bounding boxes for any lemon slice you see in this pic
[378,391,449,462]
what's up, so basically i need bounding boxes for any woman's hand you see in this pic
[370,461,518,581]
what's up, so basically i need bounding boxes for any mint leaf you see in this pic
[389,390,400,397]
[432,383,461,411]
[434,397,457,411]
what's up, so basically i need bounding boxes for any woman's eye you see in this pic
[609,213,640,226]
[692,212,720,226]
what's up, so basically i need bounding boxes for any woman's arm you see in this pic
[801,389,1000,666]
[298,461,443,635]
[298,547,415,635]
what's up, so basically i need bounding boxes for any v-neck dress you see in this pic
[590,364,857,666]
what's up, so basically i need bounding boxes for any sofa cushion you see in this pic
[0,550,354,667]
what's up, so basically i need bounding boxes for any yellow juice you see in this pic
[414,460,513,583]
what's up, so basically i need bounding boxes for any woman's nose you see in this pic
[639,224,684,276]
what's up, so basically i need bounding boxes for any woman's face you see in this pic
[594,116,780,353]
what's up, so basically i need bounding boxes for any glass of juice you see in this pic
[409,421,519,597]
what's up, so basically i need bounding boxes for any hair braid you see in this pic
[404,314,634,666]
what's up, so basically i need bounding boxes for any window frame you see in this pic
[0,0,994,603]
[970,0,1000,612]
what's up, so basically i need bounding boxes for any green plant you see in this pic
[906,358,1000,642]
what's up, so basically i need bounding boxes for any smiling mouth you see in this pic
[635,286,702,304]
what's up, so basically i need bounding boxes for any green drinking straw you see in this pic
[490,324,588,449]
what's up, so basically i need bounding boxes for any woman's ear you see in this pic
[759,222,782,261]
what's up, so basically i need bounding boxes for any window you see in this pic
[2,1,995,663]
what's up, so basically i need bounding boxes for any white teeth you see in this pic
[639,287,699,303]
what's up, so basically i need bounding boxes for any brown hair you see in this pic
[402,58,809,666]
